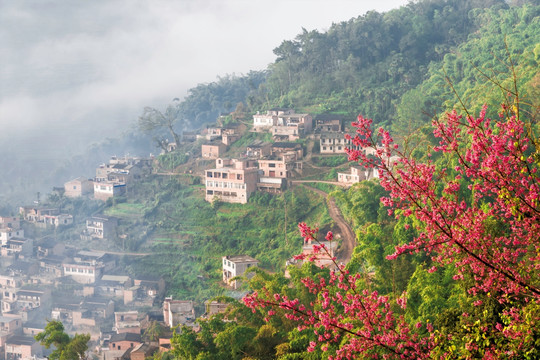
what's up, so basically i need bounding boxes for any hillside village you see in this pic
[0,107,391,360]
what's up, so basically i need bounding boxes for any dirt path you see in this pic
[300,184,356,264]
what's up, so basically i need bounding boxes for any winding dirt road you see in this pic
[300,184,356,264]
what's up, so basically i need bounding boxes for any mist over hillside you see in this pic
[0,0,408,208]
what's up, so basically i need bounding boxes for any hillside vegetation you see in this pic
[25,0,539,358]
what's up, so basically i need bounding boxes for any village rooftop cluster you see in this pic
[0,108,391,360]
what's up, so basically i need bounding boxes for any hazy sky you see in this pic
[0,0,410,154]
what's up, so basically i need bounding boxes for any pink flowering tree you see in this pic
[244,100,540,358]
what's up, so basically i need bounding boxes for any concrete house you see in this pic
[64,177,94,198]
[1,238,33,258]
[114,311,140,334]
[0,229,24,246]
[337,167,365,186]
[73,297,115,328]
[0,316,23,337]
[42,214,73,227]
[271,142,303,160]
[205,127,223,141]
[109,332,142,352]
[96,156,151,183]
[5,335,43,360]
[201,142,227,159]
[163,298,195,328]
[257,157,294,194]
[319,132,365,154]
[205,158,259,204]
[130,343,158,360]
[258,158,292,179]
[93,275,130,298]
[1,289,50,314]
[222,255,258,289]
[204,300,229,317]
[19,207,58,223]
[133,276,166,297]
[314,116,343,132]
[252,109,294,131]
[271,112,313,141]
[94,181,127,201]
[245,143,272,159]
[0,274,23,289]
[0,217,20,231]
[83,215,118,240]
[36,239,66,258]
[62,260,103,284]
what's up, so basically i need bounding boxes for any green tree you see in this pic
[35,321,90,360]
[138,102,184,152]
[143,320,165,343]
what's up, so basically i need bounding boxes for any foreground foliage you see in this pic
[244,95,540,359]
[35,321,90,360]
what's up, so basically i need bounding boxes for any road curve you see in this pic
[300,185,356,264]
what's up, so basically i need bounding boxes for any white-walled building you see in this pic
[222,255,258,289]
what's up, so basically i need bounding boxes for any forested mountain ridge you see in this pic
[174,0,535,132]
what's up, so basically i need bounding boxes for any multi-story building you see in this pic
[84,216,118,240]
[162,297,195,328]
[1,238,33,258]
[0,230,24,246]
[62,260,104,284]
[319,132,354,154]
[204,158,259,204]
[257,157,295,193]
[222,255,258,289]
[1,289,50,314]
[258,158,292,179]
